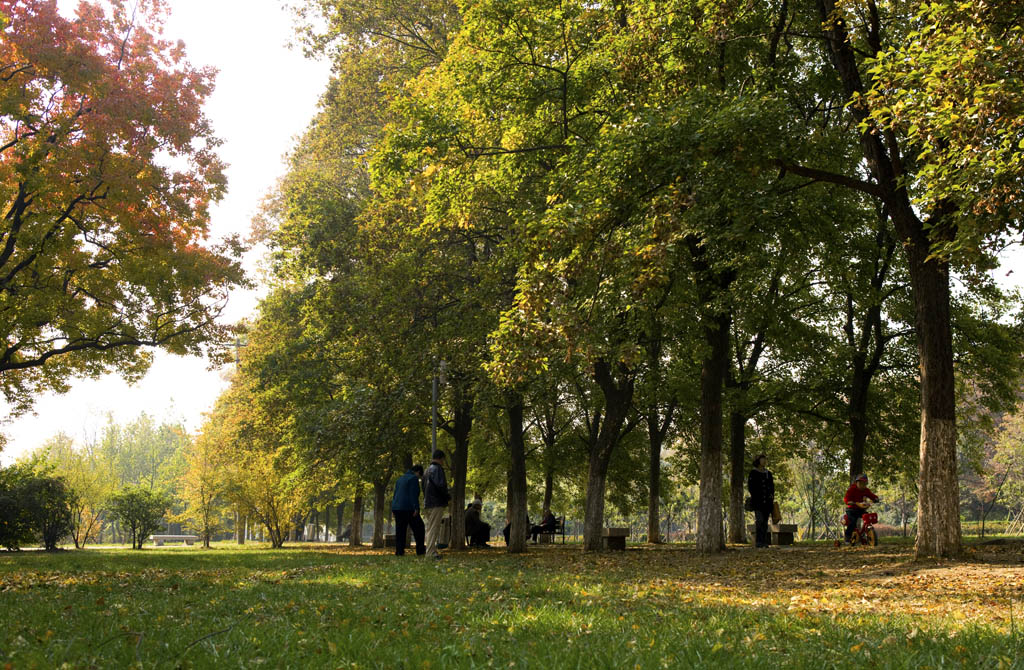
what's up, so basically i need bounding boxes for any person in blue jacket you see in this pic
[391,464,425,556]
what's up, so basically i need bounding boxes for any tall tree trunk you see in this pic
[728,410,748,544]
[813,0,960,559]
[646,407,670,544]
[372,480,386,548]
[542,467,554,516]
[697,310,731,554]
[848,370,869,480]
[325,506,331,542]
[444,383,474,551]
[583,359,635,551]
[904,239,959,558]
[349,495,363,547]
[336,502,346,542]
[506,392,529,554]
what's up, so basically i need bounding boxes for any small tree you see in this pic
[108,486,169,549]
[176,432,226,548]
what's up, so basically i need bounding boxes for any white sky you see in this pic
[0,0,332,463]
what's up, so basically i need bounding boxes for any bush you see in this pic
[0,464,36,550]
[108,486,170,549]
[0,465,77,550]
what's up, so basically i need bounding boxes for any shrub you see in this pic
[0,465,77,550]
[0,464,36,550]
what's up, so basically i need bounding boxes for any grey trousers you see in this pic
[424,506,445,557]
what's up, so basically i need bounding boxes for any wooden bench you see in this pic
[150,534,198,546]
[538,517,566,544]
[602,527,629,550]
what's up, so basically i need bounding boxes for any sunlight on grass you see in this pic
[1,542,1022,669]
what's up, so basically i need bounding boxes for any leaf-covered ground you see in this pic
[1,540,1022,669]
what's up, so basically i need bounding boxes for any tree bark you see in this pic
[349,495,363,547]
[543,468,554,515]
[848,371,869,480]
[728,409,748,544]
[444,382,473,551]
[372,480,386,548]
[582,359,635,551]
[506,392,530,554]
[904,239,960,558]
[646,404,674,544]
[697,309,731,554]
[336,502,346,542]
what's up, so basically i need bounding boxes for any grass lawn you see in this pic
[1,539,1022,669]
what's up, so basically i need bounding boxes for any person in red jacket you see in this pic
[844,473,880,543]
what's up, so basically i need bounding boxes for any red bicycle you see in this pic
[837,500,879,547]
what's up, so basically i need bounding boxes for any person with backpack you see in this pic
[423,449,450,559]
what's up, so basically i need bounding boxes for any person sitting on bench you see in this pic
[465,499,491,547]
[530,509,557,543]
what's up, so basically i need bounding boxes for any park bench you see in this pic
[602,527,629,550]
[150,534,198,546]
[770,523,797,545]
[746,524,798,546]
[538,516,566,544]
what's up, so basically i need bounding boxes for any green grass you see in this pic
[1,540,1022,669]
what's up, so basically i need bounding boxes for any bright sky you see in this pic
[0,0,332,464]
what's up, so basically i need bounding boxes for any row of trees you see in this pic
[5,1,1023,558]
[0,462,169,552]
[3,414,184,549]
[188,0,1024,557]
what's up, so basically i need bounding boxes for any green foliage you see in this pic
[107,486,170,550]
[865,0,1024,258]
[0,463,40,550]
[0,463,76,551]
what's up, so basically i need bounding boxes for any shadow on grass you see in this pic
[1,543,1021,669]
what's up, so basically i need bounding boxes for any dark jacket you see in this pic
[747,468,775,513]
[391,470,421,512]
[424,461,449,509]
[465,506,483,533]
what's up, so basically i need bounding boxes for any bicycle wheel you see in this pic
[850,529,860,545]
[864,527,877,546]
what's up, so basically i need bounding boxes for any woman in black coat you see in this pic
[747,454,775,548]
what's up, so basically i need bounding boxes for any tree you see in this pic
[177,431,226,548]
[37,433,108,548]
[108,485,169,549]
[0,0,246,415]
[774,0,1022,558]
